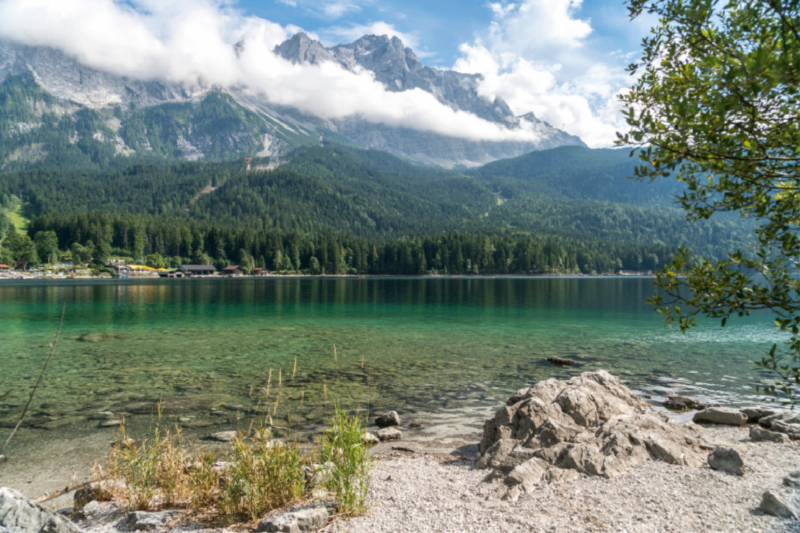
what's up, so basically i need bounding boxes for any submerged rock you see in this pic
[0,487,82,533]
[208,430,238,442]
[546,356,577,367]
[477,370,711,495]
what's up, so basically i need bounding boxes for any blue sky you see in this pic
[234,0,647,68]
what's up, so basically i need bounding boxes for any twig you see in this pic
[2,300,66,454]
[33,477,107,504]
[556,487,609,530]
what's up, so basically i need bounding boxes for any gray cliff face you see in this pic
[0,39,208,108]
[273,33,585,167]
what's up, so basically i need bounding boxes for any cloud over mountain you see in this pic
[0,0,552,144]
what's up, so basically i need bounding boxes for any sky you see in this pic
[0,0,655,147]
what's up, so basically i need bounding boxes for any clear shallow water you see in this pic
[0,277,782,465]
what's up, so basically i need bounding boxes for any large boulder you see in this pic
[0,487,83,533]
[477,371,711,497]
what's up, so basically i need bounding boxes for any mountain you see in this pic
[0,34,583,170]
[273,33,584,167]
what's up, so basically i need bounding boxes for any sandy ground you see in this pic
[329,426,800,533]
[66,426,800,533]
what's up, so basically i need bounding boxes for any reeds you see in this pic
[219,427,308,524]
[98,348,373,525]
[320,402,371,516]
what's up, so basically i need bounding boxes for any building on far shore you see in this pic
[0,264,11,272]
[106,264,132,275]
[253,268,269,277]
[179,265,216,276]
[223,266,245,277]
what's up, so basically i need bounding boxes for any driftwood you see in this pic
[546,356,577,367]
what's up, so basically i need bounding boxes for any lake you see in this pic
[0,277,782,495]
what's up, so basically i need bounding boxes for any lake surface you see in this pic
[0,277,783,489]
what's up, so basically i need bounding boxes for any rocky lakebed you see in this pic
[1,370,799,533]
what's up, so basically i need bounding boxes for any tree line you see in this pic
[1,211,674,275]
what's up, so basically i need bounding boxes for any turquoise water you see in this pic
[0,277,782,465]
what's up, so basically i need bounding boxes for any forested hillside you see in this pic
[0,144,747,257]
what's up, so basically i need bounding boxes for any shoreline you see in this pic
[0,273,657,283]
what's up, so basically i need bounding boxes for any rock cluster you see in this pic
[478,371,711,499]
[758,411,800,439]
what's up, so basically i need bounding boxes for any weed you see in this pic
[220,427,309,524]
[320,402,371,516]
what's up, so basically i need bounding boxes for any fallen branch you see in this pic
[2,300,66,454]
[33,478,102,504]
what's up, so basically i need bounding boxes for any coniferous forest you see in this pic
[0,142,751,275]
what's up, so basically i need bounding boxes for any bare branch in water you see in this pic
[2,300,66,454]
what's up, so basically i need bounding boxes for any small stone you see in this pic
[759,411,800,428]
[208,430,238,442]
[783,471,800,489]
[361,432,378,445]
[693,407,748,426]
[0,455,6,463]
[750,426,789,443]
[741,407,775,423]
[408,421,423,428]
[97,419,121,428]
[707,446,745,476]
[375,411,401,428]
[376,427,402,441]
[770,420,800,438]
[760,490,798,519]
[80,501,120,521]
[88,412,115,420]
[74,484,112,509]
[257,504,329,532]
[126,510,181,531]
[663,400,690,412]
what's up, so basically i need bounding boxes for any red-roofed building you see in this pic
[0,264,10,271]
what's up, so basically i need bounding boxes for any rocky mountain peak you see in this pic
[273,32,333,65]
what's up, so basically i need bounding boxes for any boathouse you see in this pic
[179,265,216,276]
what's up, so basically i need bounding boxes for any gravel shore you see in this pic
[329,426,800,533]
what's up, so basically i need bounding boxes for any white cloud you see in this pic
[318,21,420,49]
[0,0,542,143]
[453,0,633,147]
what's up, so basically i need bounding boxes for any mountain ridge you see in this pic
[0,33,584,169]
